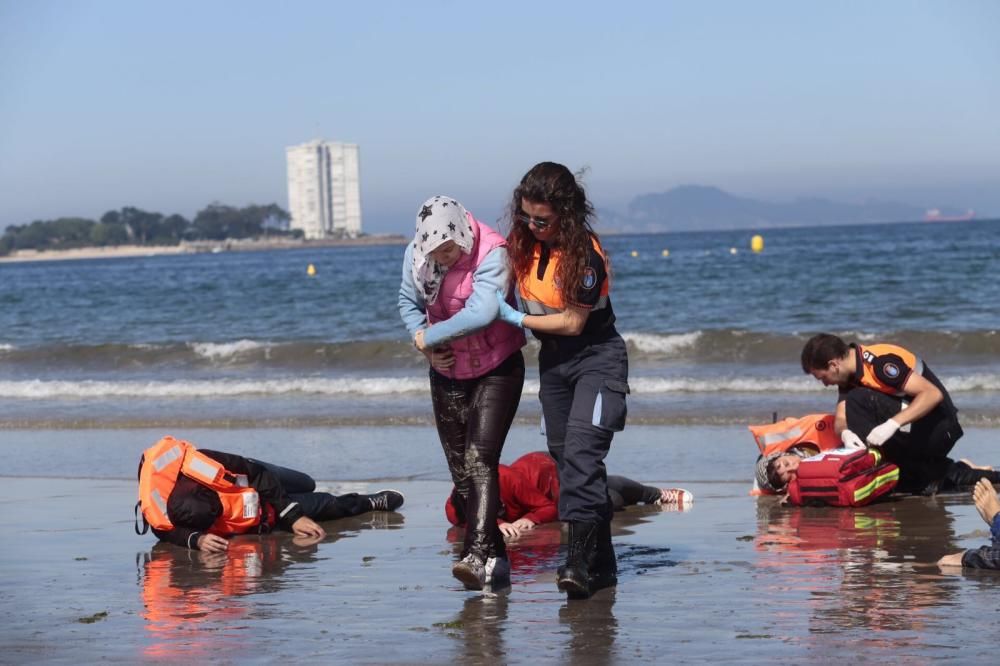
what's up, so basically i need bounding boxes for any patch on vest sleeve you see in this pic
[582,267,597,290]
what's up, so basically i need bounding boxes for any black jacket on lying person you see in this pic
[152,449,306,550]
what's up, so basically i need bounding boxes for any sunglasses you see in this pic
[516,212,554,230]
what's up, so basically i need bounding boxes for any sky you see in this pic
[1,1,998,234]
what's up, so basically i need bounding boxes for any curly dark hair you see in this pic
[506,162,599,302]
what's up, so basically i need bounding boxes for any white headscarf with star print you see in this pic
[411,195,474,305]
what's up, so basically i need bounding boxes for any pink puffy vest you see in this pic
[426,215,526,380]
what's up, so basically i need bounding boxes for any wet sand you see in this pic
[1,426,999,662]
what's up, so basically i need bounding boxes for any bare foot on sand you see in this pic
[938,552,965,568]
[973,477,1000,526]
[959,458,995,472]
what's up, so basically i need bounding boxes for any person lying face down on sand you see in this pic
[445,451,693,539]
[938,478,1000,570]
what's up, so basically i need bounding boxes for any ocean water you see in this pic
[1,219,998,427]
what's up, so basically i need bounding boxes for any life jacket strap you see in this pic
[134,501,149,535]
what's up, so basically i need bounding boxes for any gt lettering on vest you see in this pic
[425,215,526,380]
[516,234,616,340]
[136,436,272,537]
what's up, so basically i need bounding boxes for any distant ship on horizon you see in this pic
[924,208,976,222]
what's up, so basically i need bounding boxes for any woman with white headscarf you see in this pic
[398,195,526,590]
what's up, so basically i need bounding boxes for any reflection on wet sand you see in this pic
[560,588,618,663]
[138,513,404,660]
[439,503,681,663]
[438,591,512,663]
[445,503,683,585]
[754,497,961,642]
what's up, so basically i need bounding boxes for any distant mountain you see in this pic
[604,185,964,232]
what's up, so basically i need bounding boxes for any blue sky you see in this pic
[2,1,998,233]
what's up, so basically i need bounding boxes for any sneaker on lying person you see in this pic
[367,489,405,512]
[655,487,694,508]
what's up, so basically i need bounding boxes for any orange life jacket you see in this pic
[135,436,269,537]
[749,413,842,459]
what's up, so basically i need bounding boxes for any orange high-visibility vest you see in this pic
[136,436,266,536]
[855,343,920,397]
[517,236,611,313]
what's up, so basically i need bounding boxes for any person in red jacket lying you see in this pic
[445,451,692,538]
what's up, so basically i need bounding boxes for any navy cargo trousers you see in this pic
[538,332,629,524]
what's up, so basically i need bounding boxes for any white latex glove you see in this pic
[866,419,901,447]
[840,429,866,450]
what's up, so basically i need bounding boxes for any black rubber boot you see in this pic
[589,518,617,592]
[557,521,599,599]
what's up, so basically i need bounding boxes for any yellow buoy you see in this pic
[630,250,638,258]
[307,263,316,276]
[661,249,669,257]
[751,235,764,253]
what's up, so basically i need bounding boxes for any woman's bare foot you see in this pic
[973,477,1000,526]
[959,458,995,472]
[938,552,965,568]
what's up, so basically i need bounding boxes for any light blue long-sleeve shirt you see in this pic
[398,243,511,348]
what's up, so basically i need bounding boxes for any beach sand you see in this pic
[0,236,409,264]
[1,425,998,662]
[0,244,192,263]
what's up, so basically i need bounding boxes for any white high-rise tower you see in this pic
[286,140,362,239]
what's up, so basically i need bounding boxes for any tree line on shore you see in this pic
[0,203,301,256]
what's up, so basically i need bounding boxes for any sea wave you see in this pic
[621,329,1000,363]
[0,329,998,371]
[0,340,426,371]
[2,373,998,399]
[0,377,430,398]
[189,339,270,360]
[622,331,702,354]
